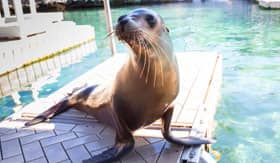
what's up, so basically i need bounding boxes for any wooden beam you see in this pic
[103,0,116,56]
[1,0,11,17]
[29,0,37,14]
[12,0,25,38]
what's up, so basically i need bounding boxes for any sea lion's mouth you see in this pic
[115,25,138,41]
[115,28,151,49]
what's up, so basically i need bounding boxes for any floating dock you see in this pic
[0,52,222,163]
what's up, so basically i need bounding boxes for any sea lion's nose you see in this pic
[118,15,129,32]
[119,19,129,27]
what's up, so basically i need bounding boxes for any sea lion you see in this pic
[25,8,214,163]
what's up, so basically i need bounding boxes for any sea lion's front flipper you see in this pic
[83,136,135,163]
[161,106,215,145]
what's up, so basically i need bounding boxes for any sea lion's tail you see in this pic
[25,99,71,127]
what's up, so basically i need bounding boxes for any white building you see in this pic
[0,0,65,39]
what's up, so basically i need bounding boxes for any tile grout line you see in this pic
[75,129,97,160]
[28,157,46,163]
[61,132,93,151]
[18,138,27,162]
[69,124,77,131]
[38,139,50,163]
[0,137,3,160]
[83,143,93,158]
[156,141,167,163]
[40,132,76,148]
[98,126,107,136]
[58,159,72,163]
[134,149,148,163]
[60,142,72,163]
[33,136,49,163]
[63,135,101,153]
[142,137,151,145]
[53,129,59,136]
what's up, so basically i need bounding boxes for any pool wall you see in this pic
[0,22,96,100]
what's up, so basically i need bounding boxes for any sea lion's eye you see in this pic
[145,14,156,28]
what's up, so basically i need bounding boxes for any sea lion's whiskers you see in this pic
[137,38,147,63]
[104,30,115,39]
[130,37,135,49]
[141,32,165,57]
[151,50,164,87]
[153,59,157,88]
[140,45,147,79]
[160,58,164,87]
[136,37,142,63]
[133,34,138,49]
[145,47,151,84]
[140,33,164,87]
[151,43,165,87]
[138,39,159,87]
[143,33,166,53]
[142,30,171,47]
[133,32,141,51]
[141,31,171,64]
[140,38,150,80]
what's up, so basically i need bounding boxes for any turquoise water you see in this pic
[1,0,280,162]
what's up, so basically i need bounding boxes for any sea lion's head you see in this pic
[115,8,172,57]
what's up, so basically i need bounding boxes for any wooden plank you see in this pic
[204,55,222,140]
[173,54,201,124]
[150,108,196,128]
[177,54,218,123]
[181,54,221,163]
[180,105,205,163]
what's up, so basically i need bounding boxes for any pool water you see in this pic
[1,0,280,162]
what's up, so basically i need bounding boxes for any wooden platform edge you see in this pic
[180,54,222,163]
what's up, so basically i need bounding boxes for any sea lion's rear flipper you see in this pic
[25,85,95,127]
[83,136,135,163]
[161,106,216,145]
[25,99,71,127]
